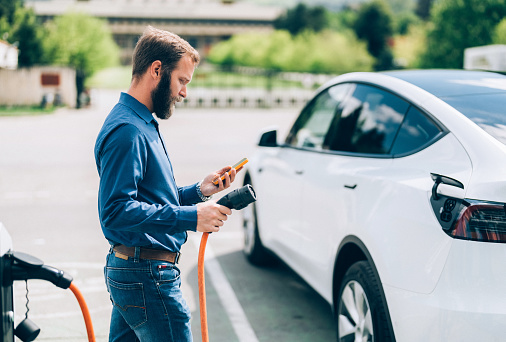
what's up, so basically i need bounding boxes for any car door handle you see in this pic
[344,184,357,189]
[295,170,304,175]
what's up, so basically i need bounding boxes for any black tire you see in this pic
[242,199,272,266]
[336,261,394,342]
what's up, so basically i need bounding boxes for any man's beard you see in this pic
[151,70,183,120]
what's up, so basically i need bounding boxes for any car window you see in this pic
[325,84,409,154]
[286,84,351,150]
[390,106,442,155]
[442,93,506,146]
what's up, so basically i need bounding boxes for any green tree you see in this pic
[43,12,119,107]
[0,0,21,25]
[1,1,45,67]
[395,11,420,35]
[386,0,415,14]
[208,30,373,74]
[493,18,506,44]
[327,6,358,32]
[420,0,506,69]
[353,0,394,70]
[274,3,328,35]
[393,23,427,68]
[9,7,44,67]
[415,0,433,20]
[288,30,374,74]
[0,16,11,40]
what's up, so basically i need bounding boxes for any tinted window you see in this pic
[325,84,409,154]
[286,84,351,150]
[442,93,506,145]
[390,106,442,155]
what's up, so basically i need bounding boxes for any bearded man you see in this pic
[94,26,236,342]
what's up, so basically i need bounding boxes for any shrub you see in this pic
[207,30,373,74]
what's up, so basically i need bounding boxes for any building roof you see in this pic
[26,0,283,21]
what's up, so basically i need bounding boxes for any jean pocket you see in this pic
[156,264,180,285]
[107,277,147,329]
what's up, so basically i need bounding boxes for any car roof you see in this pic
[381,69,506,98]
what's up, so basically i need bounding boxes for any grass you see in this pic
[0,105,58,117]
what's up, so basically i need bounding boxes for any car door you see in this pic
[253,146,305,253]
[296,83,411,296]
[256,84,352,261]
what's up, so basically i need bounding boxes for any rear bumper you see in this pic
[385,240,506,342]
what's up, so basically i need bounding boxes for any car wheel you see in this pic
[337,261,393,342]
[242,200,272,266]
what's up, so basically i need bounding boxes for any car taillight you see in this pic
[449,201,506,243]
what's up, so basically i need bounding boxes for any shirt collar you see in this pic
[118,92,157,125]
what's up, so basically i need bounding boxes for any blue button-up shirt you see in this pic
[94,92,201,252]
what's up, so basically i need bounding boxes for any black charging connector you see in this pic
[217,185,256,210]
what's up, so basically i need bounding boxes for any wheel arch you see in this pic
[332,235,396,341]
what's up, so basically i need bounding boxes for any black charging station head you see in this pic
[12,252,44,268]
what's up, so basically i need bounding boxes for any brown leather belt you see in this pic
[113,244,180,264]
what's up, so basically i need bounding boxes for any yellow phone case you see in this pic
[213,158,248,185]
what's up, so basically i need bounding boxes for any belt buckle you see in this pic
[175,252,181,264]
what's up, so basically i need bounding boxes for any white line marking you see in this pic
[191,234,258,342]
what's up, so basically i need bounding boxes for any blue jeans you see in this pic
[104,248,192,342]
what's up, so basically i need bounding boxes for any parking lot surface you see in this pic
[0,90,336,341]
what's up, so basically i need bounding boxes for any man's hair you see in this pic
[132,26,200,80]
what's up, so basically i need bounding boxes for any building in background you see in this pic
[0,66,76,107]
[1,36,76,107]
[464,44,506,72]
[26,0,282,63]
[0,40,18,70]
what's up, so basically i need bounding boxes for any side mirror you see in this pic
[258,129,278,147]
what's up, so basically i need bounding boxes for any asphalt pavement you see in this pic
[0,89,336,341]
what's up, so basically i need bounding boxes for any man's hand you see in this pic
[200,166,238,197]
[196,201,232,232]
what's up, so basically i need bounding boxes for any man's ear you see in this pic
[150,60,162,79]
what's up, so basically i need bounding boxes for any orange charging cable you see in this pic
[69,282,96,342]
[64,235,208,342]
[198,232,210,342]
[64,232,209,342]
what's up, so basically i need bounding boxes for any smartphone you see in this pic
[213,158,248,185]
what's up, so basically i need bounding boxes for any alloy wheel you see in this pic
[338,280,374,342]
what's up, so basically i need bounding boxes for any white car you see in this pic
[242,70,506,342]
